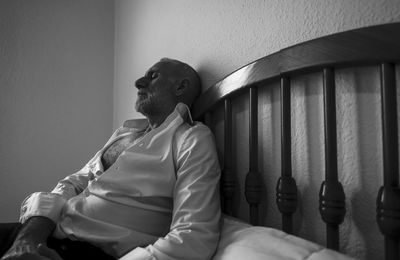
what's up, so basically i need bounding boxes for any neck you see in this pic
[146,106,175,129]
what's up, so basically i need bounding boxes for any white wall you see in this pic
[114,1,400,259]
[0,0,114,221]
[114,0,400,126]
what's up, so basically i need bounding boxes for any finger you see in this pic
[37,244,63,260]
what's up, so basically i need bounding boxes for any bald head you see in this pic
[135,58,202,125]
[159,58,201,108]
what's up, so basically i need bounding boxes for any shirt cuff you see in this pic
[19,192,66,224]
[119,247,155,260]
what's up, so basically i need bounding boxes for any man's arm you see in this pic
[18,160,98,224]
[3,128,125,259]
[16,217,55,244]
[19,127,125,224]
[121,124,221,260]
[3,151,102,260]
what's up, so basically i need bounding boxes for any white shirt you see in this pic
[20,103,221,260]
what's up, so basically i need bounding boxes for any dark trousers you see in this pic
[0,223,115,260]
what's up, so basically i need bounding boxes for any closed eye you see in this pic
[146,71,159,80]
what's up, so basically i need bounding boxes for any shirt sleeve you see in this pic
[19,127,124,224]
[120,124,221,260]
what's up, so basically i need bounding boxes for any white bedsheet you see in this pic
[213,216,356,260]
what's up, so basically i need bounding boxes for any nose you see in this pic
[135,77,148,89]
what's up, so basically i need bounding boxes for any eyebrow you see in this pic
[145,70,151,76]
[145,68,159,77]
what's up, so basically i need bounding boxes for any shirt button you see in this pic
[115,166,119,170]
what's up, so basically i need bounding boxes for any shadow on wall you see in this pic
[196,63,226,92]
[338,66,383,259]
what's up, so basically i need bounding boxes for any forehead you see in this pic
[147,60,180,74]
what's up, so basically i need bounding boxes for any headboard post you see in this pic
[319,67,346,251]
[276,77,298,234]
[376,62,400,260]
[222,99,235,216]
[245,86,262,225]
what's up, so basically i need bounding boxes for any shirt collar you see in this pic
[174,102,194,126]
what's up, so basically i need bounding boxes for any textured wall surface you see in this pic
[0,0,114,221]
[114,1,400,259]
[114,0,400,126]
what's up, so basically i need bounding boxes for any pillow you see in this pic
[213,215,355,260]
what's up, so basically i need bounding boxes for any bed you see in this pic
[191,22,400,260]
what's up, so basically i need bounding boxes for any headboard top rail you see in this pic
[192,22,400,119]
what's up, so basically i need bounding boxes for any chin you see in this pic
[135,102,152,116]
[135,104,144,114]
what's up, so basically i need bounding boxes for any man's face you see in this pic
[134,61,178,117]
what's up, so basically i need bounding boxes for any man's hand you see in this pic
[1,242,62,260]
[1,217,56,260]
[1,237,39,260]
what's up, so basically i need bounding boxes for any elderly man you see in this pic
[1,58,221,260]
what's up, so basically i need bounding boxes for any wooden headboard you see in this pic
[192,22,400,259]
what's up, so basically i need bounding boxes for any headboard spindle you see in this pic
[376,62,400,260]
[245,86,262,225]
[319,67,346,251]
[222,99,235,216]
[276,77,298,234]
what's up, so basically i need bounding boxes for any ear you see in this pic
[175,78,190,97]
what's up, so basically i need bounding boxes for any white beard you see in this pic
[135,94,162,117]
